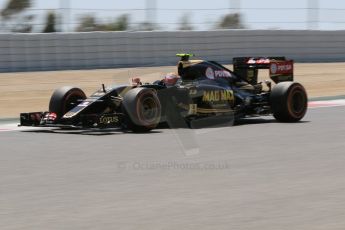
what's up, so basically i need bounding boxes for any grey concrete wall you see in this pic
[1,30,345,72]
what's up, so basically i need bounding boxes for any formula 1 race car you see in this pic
[20,54,308,132]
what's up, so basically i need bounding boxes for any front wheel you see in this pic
[270,82,308,122]
[122,88,161,132]
[49,86,86,119]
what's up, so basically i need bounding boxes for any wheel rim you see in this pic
[138,96,160,125]
[288,86,307,118]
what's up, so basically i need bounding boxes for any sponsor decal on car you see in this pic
[79,101,91,107]
[189,88,198,95]
[206,68,232,79]
[247,58,270,64]
[214,70,232,78]
[188,104,198,115]
[91,92,105,97]
[270,61,293,75]
[202,90,234,103]
[43,112,57,121]
[63,112,76,118]
[99,115,119,125]
[205,67,215,80]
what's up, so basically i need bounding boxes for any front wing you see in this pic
[20,112,125,129]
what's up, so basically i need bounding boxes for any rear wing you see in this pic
[233,57,294,84]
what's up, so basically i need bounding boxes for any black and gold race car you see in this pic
[20,54,308,132]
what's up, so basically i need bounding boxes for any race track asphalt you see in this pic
[1,106,345,230]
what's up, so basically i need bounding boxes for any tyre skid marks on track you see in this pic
[1,99,344,133]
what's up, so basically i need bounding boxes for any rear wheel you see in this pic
[122,88,161,132]
[49,86,86,119]
[270,82,308,122]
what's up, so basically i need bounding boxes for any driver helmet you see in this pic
[163,72,180,86]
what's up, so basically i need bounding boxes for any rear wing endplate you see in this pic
[233,57,294,84]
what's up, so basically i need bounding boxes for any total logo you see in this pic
[205,67,231,79]
[205,67,215,80]
[215,70,231,78]
[270,62,293,74]
[270,63,278,74]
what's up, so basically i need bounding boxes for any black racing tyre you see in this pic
[270,82,308,122]
[49,86,86,119]
[122,88,161,133]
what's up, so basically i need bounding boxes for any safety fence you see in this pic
[1,30,345,72]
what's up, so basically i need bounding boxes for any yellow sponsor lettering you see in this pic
[220,91,227,101]
[203,91,210,101]
[100,116,119,124]
[214,91,220,101]
[203,90,234,103]
[188,104,198,115]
